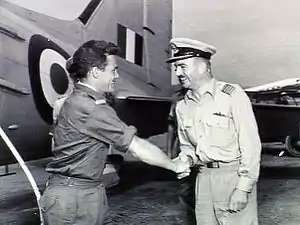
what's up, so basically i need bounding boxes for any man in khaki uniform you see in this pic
[166,38,261,225]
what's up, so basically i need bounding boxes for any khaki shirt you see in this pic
[176,78,261,192]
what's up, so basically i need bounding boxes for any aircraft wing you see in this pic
[246,83,300,103]
[114,96,172,138]
[246,81,300,144]
[245,78,300,103]
[245,78,300,92]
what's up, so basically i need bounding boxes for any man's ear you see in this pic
[197,61,207,74]
[90,67,99,79]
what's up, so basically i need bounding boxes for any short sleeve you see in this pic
[84,104,137,152]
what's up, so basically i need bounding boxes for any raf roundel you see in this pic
[28,34,73,124]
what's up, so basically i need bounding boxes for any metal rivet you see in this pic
[8,124,19,130]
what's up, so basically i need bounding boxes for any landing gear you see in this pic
[285,135,300,157]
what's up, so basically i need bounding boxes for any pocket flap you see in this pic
[39,194,57,213]
[206,115,229,128]
[182,118,193,128]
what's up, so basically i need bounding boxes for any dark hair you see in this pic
[67,40,120,81]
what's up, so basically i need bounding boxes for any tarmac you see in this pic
[0,141,300,225]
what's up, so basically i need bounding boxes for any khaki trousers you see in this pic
[195,162,258,225]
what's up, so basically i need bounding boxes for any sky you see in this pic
[173,0,300,87]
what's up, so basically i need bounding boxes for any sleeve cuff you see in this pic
[236,176,257,193]
[118,125,137,152]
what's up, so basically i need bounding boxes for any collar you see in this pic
[77,81,98,92]
[75,82,106,101]
[185,78,217,103]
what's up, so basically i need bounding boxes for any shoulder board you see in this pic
[221,84,236,96]
[95,99,106,105]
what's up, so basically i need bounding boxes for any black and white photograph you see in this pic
[0,0,300,224]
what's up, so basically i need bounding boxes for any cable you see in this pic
[0,126,44,225]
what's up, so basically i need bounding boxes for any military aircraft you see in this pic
[244,79,300,157]
[0,0,173,177]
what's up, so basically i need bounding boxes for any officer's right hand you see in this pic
[228,188,249,212]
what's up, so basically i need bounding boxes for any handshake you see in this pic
[172,155,192,179]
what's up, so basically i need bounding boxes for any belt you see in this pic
[197,160,239,169]
[47,174,103,188]
[206,162,220,168]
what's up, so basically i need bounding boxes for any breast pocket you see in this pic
[206,115,235,148]
[182,118,193,130]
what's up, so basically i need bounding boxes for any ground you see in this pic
[0,143,300,225]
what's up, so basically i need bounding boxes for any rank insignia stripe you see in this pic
[221,84,236,95]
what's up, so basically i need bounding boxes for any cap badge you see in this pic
[169,43,179,54]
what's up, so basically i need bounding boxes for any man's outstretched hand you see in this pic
[172,157,191,179]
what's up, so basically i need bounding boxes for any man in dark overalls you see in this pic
[40,40,190,225]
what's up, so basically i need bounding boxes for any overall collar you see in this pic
[75,82,106,101]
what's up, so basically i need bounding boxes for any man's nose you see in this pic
[176,67,183,76]
[114,71,119,79]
